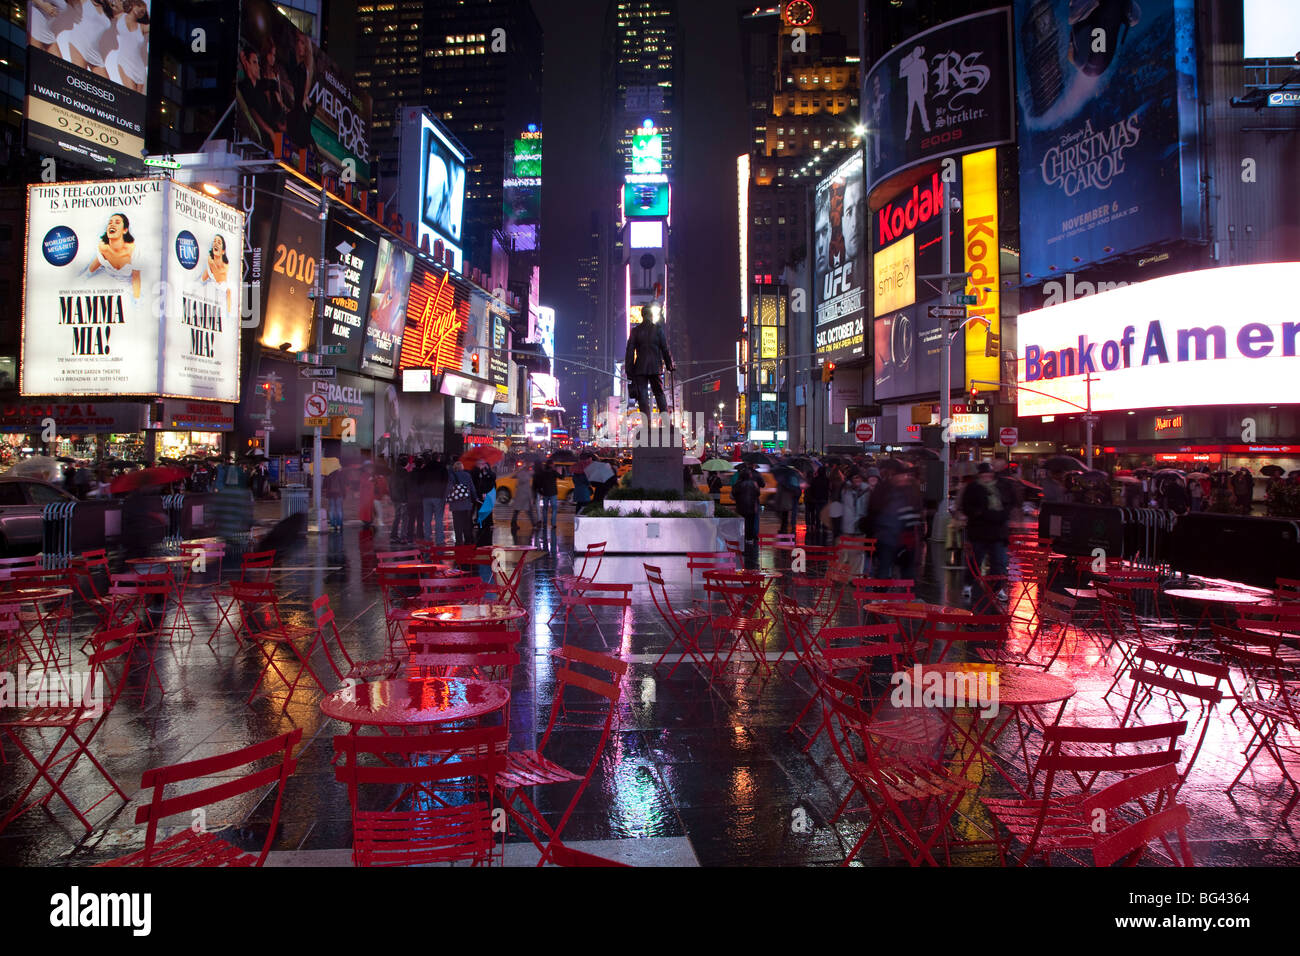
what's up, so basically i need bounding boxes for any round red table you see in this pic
[872,602,972,621]
[320,676,509,728]
[409,604,527,628]
[906,662,1076,797]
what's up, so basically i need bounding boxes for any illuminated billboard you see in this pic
[320,216,378,372]
[360,237,414,378]
[24,0,152,174]
[258,176,323,354]
[23,180,243,402]
[1017,263,1300,416]
[629,221,664,249]
[236,0,373,186]
[631,125,663,175]
[961,149,1001,393]
[1014,0,1201,280]
[504,126,541,251]
[623,182,670,218]
[397,261,468,375]
[813,152,865,362]
[399,108,466,271]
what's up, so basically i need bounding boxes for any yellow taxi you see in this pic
[695,469,778,507]
[495,470,574,505]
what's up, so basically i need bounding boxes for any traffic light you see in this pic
[821,362,836,384]
[471,352,480,374]
[273,383,283,401]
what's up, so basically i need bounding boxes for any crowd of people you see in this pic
[368,452,498,546]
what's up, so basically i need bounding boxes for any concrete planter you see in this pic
[604,498,713,517]
[574,515,744,554]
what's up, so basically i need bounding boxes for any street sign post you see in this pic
[855,420,874,443]
[318,345,347,355]
[999,426,1018,447]
[300,366,337,379]
[928,305,966,319]
[303,393,328,422]
[297,351,321,365]
[954,293,978,305]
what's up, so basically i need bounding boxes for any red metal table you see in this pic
[903,662,1076,798]
[9,587,73,667]
[320,676,509,730]
[126,555,196,637]
[409,604,527,629]
[1165,587,1265,637]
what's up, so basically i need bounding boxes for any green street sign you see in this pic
[318,345,348,355]
[954,294,978,305]
[143,156,181,170]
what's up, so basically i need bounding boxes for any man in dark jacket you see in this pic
[806,466,829,539]
[624,304,674,416]
[407,454,428,542]
[535,460,559,534]
[958,462,1011,606]
[423,453,450,545]
[448,461,476,544]
[733,467,761,544]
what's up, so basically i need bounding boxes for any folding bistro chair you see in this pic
[555,581,633,647]
[208,549,275,648]
[824,689,974,866]
[1216,640,1300,816]
[852,577,916,624]
[334,725,509,867]
[644,563,710,677]
[981,722,1186,866]
[0,624,137,835]
[917,613,1013,666]
[704,574,775,680]
[548,542,608,627]
[312,593,401,685]
[229,582,325,712]
[98,729,302,867]
[497,645,627,866]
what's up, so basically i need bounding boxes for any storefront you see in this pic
[0,401,149,464]
[147,400,237,460]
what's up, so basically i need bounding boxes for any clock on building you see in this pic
[782,1,815,27]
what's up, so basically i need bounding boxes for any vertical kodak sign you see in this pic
[962,149,1000,392]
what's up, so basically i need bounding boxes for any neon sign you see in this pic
[398,266,466,374]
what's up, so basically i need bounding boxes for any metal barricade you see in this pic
[41,500,78,568]
[162,493,185,549]
[281,485,310,519]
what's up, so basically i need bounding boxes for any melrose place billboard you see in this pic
[22,180,244,402]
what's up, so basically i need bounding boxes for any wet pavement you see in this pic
[2,501,1299,868]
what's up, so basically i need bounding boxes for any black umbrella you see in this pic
[740,451,772,466]
[1261,465,1285,477]
[1044,455,1088,473]
[548,450,579,464]
[901,448,941,461]
[772,464,802,489]
[1153,469,1186,482]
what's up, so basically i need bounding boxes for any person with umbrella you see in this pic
[805,465,829,540]
[773,467,798,535]
[447,460,477,544]
[423,452,450,545]
[707,468,723,501]
[584,457,616,508]
[323,463,345,532]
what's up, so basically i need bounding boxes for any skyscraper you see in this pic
[351,0,543,272]
[599,0,681,414]
[739,3,859,277]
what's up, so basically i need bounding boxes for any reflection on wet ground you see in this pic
[2,508,1298,867]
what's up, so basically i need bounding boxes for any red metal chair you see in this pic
[852,577,916,624]
[1216,639,1300,816]
[375,548,424,566]
[982,721,1185,865]
[105,573,173,698]
[644,563,710,677]
[1098,587,1188,700]
[334,725,508,867]
[229,582,325,712]
[556,580,633,647]
[704,575,775,680]
[70,549,115,626]
[99,729,302,866]
[917,613,1013,665]
[208,549,275,647]
[685,551,735,598]
[1274,577,1300,603]
[824,689,974,866]
[0,624,137,834]
[497,645,628,866]
[548,542,607,626]
[312,593,401,685]
[416,576,489,606]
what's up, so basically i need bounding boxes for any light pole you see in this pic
[970,375,1100,469]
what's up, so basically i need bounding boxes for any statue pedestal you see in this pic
[630,424,686,493]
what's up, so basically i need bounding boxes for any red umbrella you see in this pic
[109,465,189,494]
[459,446,504,469]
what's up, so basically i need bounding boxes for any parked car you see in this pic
[0,477,79,555]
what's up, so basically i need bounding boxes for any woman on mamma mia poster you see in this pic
[82,212,143,301]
